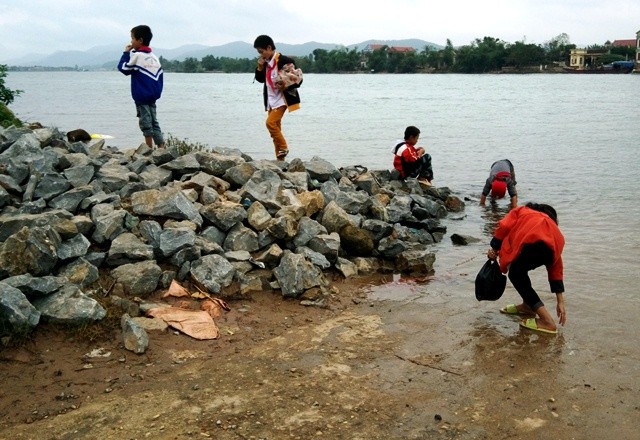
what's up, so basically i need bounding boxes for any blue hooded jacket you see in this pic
[118,47,163,105]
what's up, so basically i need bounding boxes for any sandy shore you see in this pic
[0,256,638,440]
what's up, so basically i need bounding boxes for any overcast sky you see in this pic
[1,0,639,62]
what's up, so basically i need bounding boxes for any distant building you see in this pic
[361,44,417,70]
[363,44,416,53]
[569,48,607,69]
[611,39,636,47]
[569,31,640,70]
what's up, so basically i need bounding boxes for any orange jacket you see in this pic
[491,206,565,291]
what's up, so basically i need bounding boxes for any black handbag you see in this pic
[475,259,507,301]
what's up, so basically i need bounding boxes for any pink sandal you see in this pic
[276,149,289,160]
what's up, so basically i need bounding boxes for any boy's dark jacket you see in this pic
[254,53,301,112]
[118,48,163,105]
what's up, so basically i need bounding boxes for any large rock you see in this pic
[200,201,247,231]
[57,233,91,260]
[32,285,106,325]
[339,224,374,257]
[223,162,258,187]
[246,201,272,231]
[0,226,60,277]
[131,188,203,226]
[107,232,155,265]
[90,204,127,244]
[320,201,355,233]
[223,223,259,252]
[293,217,327,248]
[63,165,95,188]
[189,254,236,295]
[195,151,245,176]
[396,247,436,274]
[121,314,149,354]
[303,156,341,182]
[1,274,64,298]
[96,160,137,192]
[0,283,41,333]
[159,228,197,258]
[296,190,325,217]
[273,251,326,298]
[111,260,162,297]
[0,210,73,242]
[239,169,283,213]
[58,257,100,288]
[48,186,94,213]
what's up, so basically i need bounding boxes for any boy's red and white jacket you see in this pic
[118,46,163,105]
[392,141,420,178]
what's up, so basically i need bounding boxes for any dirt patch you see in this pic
[1,272,638,440]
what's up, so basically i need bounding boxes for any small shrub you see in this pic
[0,102,22,128]
[0,64,22,105]
[165,133,210,156]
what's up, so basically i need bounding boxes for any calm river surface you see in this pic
[6,71,640,345]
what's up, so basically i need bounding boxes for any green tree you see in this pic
[454,37,507,73]
[182,57,201,73]
[0,64,22,105]
[367,46,388,72]
[294,54,314,73]
[610,45,635,60]
[441,39,455,69]
[397,51,419,73]
[506,41,546,68]
[599,53,626,64]
[312,49,330,73]
[201,55,221,71]
[543,33,575,64]
[326,48,360,72]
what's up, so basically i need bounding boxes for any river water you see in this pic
[6,71,640,353]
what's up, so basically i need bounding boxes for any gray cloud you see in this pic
[1,0,638,62]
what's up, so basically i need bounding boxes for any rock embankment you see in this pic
[0,125,464,337]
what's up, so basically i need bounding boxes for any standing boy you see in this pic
[392,126,434,184]
[479,159,518,208]
[118,25,165,149]
[253,35,302,161]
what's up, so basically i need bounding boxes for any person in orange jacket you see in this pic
[486,203,566,334]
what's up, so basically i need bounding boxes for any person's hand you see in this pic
[257,57,266,69]
[416,147,425,156]
[487,248,498,260]
[556,293,566,325]
[124,44,133,52]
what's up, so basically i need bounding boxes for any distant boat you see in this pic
[563,60,635,74]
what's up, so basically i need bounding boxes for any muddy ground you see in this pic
[0,265,638,440]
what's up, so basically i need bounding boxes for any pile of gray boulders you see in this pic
[0,124,464,336]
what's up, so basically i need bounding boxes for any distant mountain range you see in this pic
[5,39,441,69]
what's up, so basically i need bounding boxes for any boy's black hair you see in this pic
[526,202,559,225]
[131,25,153,46]
[254,35,275,50]
[404,126,420,140]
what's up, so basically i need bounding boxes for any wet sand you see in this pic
[1,259,638,439]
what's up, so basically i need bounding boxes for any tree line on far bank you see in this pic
[160,34,636,74]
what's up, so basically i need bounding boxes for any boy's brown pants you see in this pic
[266,106,288,157]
